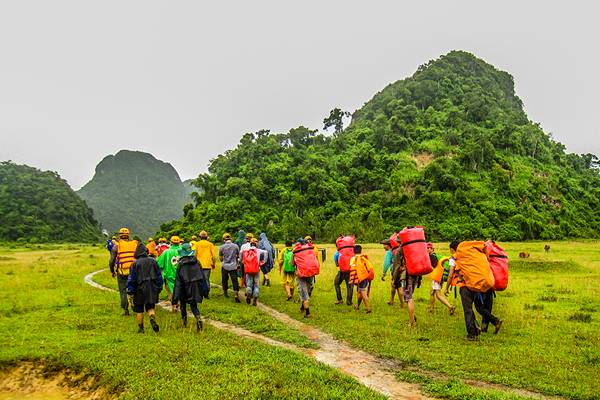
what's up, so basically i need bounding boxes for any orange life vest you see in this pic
[117,240,138,275]
[352,255,375,283]
[430,256,451,283]
[293,243,320,278]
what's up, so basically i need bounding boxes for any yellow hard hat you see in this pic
[246,233,254,238]
[148,238,154,242]
[111,236,117,240]
[200,231,208,236]
[222,233,231,239]
[250,238,259,244]
[170,236,181,244]
[191,235,197,240]
[159,237,167,242]
[119,228,130,236]
[305,236,312,241]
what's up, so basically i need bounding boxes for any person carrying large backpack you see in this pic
[241,238,266,306]
[278,239,296,301]
[350,245,374,314]
[289,238,320,318]
[444,240,502,341]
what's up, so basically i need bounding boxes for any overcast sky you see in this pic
[1,1,598,190]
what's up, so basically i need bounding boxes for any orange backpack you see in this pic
[454,241,495,292]
[429,256,451,283]
[354,255,375,283]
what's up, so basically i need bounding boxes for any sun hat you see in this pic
[178,243,195,257]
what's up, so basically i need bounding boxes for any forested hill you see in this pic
[78,150,190,239]
[157,50,600,243]
[0,162,100,243]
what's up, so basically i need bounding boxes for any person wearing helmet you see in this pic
[109,228,139,316]
[192,231,216,299]
[106,236,117,252]
[241,237,267,306]
[157,236,183,311]
[147,238,158,259]
[156,238,169,257]
[190,235,198,247]
[219,233,240,302]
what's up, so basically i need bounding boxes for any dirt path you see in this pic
[85,270,557,400]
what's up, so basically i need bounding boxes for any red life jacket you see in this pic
[243,248,260,274]
[293,243,320,277]
[486,240,508,291]
[399,226,432,276]
[336,236,355,272]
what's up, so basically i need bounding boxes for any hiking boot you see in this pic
[234,293,241,303]
[265,279,271,287]
[480,322,489,333]
[346,300,352,306]
[463,336,477,341]
[252,297,258,306]
[221,292,228,297]
[182,316,187,328]
[246,294,251,304]
[195,315,203,332]
[262,277,266,286]
[150,315,159,333]
[122,308,130,316]
[137,323,144,333]
[494,320,503,334]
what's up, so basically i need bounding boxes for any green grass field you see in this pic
[0,241,599,399]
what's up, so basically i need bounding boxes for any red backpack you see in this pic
[399,226,433,276]
[485,240,509,291]
[243,248,260,274]
[336,236,355,272]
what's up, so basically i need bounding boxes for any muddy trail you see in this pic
[84,269,558,400]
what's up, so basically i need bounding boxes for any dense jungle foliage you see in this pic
[156,50,600,243]
[78,150,190,239]
[0,161,100,242]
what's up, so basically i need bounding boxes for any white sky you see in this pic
[1,1,598,189]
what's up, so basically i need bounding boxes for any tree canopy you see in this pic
[156,51,600,243]
[0,161,100,243]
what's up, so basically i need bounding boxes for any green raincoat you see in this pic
[157,244,182,293]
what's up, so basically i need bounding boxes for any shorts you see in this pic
[296,276,313,302]
[392,278,403,290]
[358,280,368,291]
[133,303,155,313]
[403,278,415,302]
[431,280,442,291]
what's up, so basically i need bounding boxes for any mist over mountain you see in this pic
[78,150,191,239]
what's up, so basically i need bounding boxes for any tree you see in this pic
[323,108,351,137]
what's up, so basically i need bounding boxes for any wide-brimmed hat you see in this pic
[178,243,195,257]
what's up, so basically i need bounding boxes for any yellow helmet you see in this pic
[222,233,231,240]
[148,238,154,242]
[159,237,167,243]
[119,228,130,236]
[250,238,259,245]
[191,235,197,240]
[170,236,181,244]
[245,233,254,239]
[304,236,312,241]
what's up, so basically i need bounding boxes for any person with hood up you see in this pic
[172,243,206,332]
[193,231,216,299]
[234,230,246,249]
[258,232,275,286]
[157,236,183,310]
[127,242,163,333]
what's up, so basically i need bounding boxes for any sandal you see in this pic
[286,295,293,301]
[353,304,359,310]
[334,300,344,305]
[303,314,311,318]
[450,306,456,316]
[387,301,394,306]
[365,310,372,314]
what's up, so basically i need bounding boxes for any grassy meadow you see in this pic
[0,240,598,399]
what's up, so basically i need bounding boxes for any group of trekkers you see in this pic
[109,226,507,341]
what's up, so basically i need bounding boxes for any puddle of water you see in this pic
[0,393,69,400]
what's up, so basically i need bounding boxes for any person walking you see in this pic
[109,228,138,316]
[219,233,241,302]
[289,238,320,318]
[157,236,183,310]
[193,231,216,299]
[258,232,275,287]
[278,239,296,301]
[127,242,163,333]
[241,238,266,306]
[172,243,206,332]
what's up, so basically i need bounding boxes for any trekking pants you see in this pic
[203,269,212,297]
[180,301,200,318]
[334,270,353,303]
[475,290,499,326]
[222,268,239,293]
[245,272,260,298]
[117,273,129,311]
[459,286,479,339]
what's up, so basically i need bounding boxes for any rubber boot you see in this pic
[266,279,271,287]
[137,323,144,333]
[150,314,159,333]
[122,308,130,316]
[246,293,251,304]
[234,292,241,303]
[195,315,203,332]
[252,297,258,306]
[182,315,187,328]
